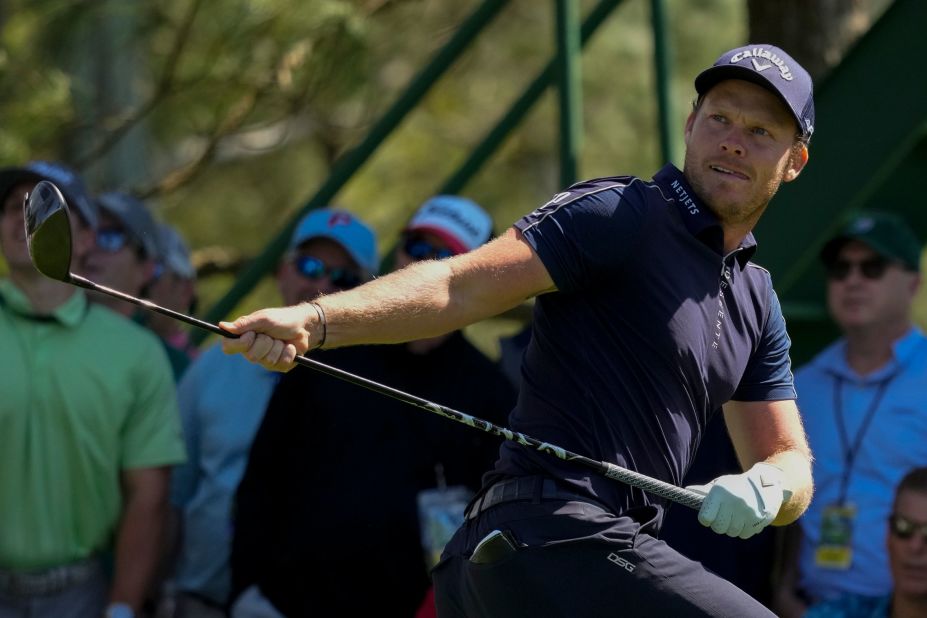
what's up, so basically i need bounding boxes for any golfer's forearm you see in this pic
[767,448,813,526]
[317,258,520,348]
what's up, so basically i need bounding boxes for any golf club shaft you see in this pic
[71,272,703,510]
[287,352,705,510]
[69,274,233,338]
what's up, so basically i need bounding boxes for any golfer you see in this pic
[222,44,815,617]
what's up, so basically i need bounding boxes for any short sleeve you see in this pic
[121,334,186,469]
[514,178,648,292]
[732,282,797,401]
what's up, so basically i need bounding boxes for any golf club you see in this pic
[24,180,704,510]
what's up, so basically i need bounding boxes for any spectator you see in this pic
[82,191,162,317]
[806,466,927,618]
[774,212,927,616]
[169,208,379,618]
[229,196,516,618]
[145,223,200,377]
[0,161,185,618]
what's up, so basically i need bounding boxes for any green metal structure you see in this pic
[201,0,927,366]
[754,0,927,363]
[200,0,632,339]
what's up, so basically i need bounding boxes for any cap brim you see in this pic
[819,236,849,265]
[819,233,916,270]
[292,233,374,277]
[404,225,468,255]
[695,65,801,133]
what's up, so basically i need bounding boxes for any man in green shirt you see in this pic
[0,161,186,618]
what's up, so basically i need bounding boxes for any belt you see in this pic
[465,477,612,520]
[0,558,100,597]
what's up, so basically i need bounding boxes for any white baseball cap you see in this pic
[404,195,493,254]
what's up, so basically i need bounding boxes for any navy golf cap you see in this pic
[0,160,98,228]
[695,44,815,140]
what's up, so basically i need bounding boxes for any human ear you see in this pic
[783,143,809,183]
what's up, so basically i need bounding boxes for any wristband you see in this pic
[309,301,327,350]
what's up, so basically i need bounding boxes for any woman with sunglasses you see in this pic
[775,212,927,618]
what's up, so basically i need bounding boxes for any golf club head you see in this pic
[24,180,74,282]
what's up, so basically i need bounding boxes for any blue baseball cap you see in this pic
[289,208,379,277]
[0,160,99,228]
[96,192,162,259]
[694,44,815,140]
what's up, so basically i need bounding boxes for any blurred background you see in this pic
[0,0,920,360]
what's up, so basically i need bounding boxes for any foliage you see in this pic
[12,1,920,354]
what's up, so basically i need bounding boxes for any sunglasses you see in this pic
[95,227,131,253]
[825,256,891,281]
[889,514,927,541]
[403,236,455,261]
[293,255,362,289]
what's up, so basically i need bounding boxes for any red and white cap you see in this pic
[404,195,493,254]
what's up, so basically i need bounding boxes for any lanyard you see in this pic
[832,375,893,504]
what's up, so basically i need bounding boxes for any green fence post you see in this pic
[440,0,622,196]
[555,0,583,186]
[650,0,677,165]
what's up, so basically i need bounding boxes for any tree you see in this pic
[746,0,892,79]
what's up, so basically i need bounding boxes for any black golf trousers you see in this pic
[432,485,775,617]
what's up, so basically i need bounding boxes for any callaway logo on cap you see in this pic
[694,43,815,139]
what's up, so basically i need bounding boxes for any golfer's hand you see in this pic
[685,462,785,539]
[220,303,317,372]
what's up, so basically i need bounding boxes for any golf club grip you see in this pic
[69,274,238,339]
[291,352,704,510]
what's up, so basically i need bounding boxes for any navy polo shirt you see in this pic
[492,164,796,517]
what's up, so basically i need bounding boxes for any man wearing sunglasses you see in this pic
[775,212,927,617]
[0,162,185,618]
[228,196,516,618]
[81,193,195,383]
[170,207,378,618]
[805,466,927,618]
[82,192,163,319]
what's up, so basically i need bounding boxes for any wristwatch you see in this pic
[105,603,135,618]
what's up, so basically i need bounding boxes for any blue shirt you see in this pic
[492,164,796,517]
[170,344,281,604]
[805,593,891,618]
[796,328,927,600]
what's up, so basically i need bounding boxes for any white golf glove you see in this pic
[686,462,786,539]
